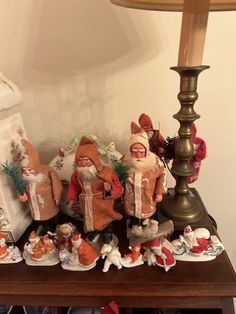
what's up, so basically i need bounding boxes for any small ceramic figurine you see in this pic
[67,137,123,252]
[172,225,224,262]
[23,230,59,266]
[16,139,63,234]
[121,122,167,234]
[59,233,99,271]
[0,233,22,264]
[138,113,165,158]
[55,222,76,251]
[100,243,122,272]
[142,236,176,272]
[172,123,207,184]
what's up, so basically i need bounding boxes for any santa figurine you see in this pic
[23,230,59,266]
[17,139,63,235]
[0,233,8,258]
[172,123,207,184]
[142,236,176,271]
[138,113,165,159]
[71,234,99,268]
[181,225,210,255]
[0,233,22,263]
[121,122,167,233]
[67,137,123,251]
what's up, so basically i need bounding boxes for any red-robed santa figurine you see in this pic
[67,137,123,247]
[172,123,207,184]
[138,113,165,159]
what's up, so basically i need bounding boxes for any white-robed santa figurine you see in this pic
[67,137,123,246]
[18,139,63,234]
[121,122,167,231]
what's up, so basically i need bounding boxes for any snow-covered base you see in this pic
[121,256,144,268]
[174,253,216,262]
[61,258,98,271]
[23,249,60,266]
[0,246,22,264]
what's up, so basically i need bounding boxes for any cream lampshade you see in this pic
[110,0,236,11]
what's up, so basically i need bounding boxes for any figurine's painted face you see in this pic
[22,167,36,176]
[142,125,153,133]
[130,143,146,159]
[77,157,94,168]
[142,126,154,139]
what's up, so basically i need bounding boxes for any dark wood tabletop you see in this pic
[0,214,235,313]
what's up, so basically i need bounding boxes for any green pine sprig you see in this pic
[1,161,26,195]
[111,161,130,187]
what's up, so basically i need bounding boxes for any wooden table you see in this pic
[0,213,235,314]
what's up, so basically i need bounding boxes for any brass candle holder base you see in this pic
[161,65,210,230]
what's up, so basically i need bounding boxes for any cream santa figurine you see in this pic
[121,122,167,233]
[0,233,22,264]
[18,139,63,235]
[67,137,123,252]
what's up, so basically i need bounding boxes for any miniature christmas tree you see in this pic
[1,161,25,196]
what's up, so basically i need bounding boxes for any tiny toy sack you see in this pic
[172,225,224,262]
[23,230,59,266]
[49,133,123,184]
[0,232,22,264]
[56,223,99,271]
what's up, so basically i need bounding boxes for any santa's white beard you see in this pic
[147,131,154,140]
[76,165,97,182]
[126,152,156,172]
[22,172,44,184]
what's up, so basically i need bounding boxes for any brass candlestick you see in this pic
[161,65,210,228]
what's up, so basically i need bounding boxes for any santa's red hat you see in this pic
[21,139,40,171]
[139,113,153,129]
[129,122,150,154]
[75,137,103,171]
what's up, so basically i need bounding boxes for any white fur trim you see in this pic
[134,173,142,219]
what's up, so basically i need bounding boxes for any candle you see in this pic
[178,0,210,67]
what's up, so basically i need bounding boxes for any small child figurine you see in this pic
[0,233,22,264]
[23,230,59,266]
